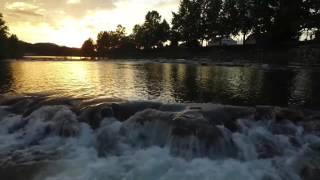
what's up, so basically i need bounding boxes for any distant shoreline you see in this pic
[4,42,319,65]
[20,43,320,65]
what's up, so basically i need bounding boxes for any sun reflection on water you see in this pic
[1,60,319,107]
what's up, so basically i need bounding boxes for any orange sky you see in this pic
[0,0,179,47]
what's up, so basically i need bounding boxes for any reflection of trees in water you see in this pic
[4,61,320,106]
[167,65,265,105]
[168,64,198,102]
[259,70,295,106]
[290,70,312,106]
[290,70,320,107]
[203,66,264,105]
[140,63,165,99]
[0,62,13,93]
[308,71,320,107]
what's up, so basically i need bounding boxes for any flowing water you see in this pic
[1,60,320,107]
[1,59,320,180]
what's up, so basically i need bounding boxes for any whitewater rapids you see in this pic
[0,95,320,180]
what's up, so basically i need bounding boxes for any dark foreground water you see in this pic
[1,60,320,108]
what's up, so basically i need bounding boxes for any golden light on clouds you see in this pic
[0,0,179,47]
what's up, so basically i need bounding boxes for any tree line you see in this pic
[0,13,23,59]
[81,10,172,58]
[82,0,320,57]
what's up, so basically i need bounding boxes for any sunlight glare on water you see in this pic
[1,60,320,107]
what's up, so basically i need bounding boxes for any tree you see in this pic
[172,0,204,47]
[81,38,95,58]
[0,14,8,38]
[157,19,170,47]
[170,13,182,47]
[96,31,109,57]
[270,0,305,43]
[115,25,126,45]
[0,14,24,59]
[303,0,320,40]
[219,0,239,40]
[132,24,145,48]
[0,13,9,59]
[250,0,278,36]
[203,0,223,42]
[110,25,127,48]
[132,11,170,49]
[7,34,23,58]
[235,0,254,44]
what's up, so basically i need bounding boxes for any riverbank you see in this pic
[18,42,320,66]
[102,43,320,65]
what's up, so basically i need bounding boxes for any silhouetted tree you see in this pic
[133,11,170,49]
[132,24,145,49]
[0,14,7,37]
[113,25,136,49]
[0,13,9,59]
[81,38,95,58]
[235,0,254,44]
[250,0,277,37]
[83,0,320,53]
[203,0,223,42]
[0,13,25,59]
[219,0,239,40]
[270,0,305,43]
[172,0,203,47]
[107,25,129,49]
[157,19,170,47]
[96,31,109,57]
[113,25,127,48]
[7,34,23,58]
[303,0,320,40]
[96,24,134,56]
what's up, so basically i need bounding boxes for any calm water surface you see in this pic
[1,60,320,107]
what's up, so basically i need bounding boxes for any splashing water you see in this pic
[0,96,320,180]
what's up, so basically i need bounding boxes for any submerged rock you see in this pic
[118,109,238,159]
[171,110,237,159]
[275,107,304,122]
[111,101,162,121]
[121,109,174,147]
[22,97,81,117]
[255,106,276,120]
[79,104,114,129]
[24,106,80,138]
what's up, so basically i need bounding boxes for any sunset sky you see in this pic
[0,0,179,47]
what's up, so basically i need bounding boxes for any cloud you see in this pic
[5,1,39,10]
[66,0,81,4]
[1,0,115,21]
[7,9,43,17]
[0,0,180,47]
[4,1,44,18]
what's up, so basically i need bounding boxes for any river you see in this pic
[1,59,320,180]
[1,60,320,108]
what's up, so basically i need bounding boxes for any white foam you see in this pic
[0,105,318,180]
[34,146,298,180]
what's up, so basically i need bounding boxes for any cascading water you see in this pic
[0,95,320,180]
